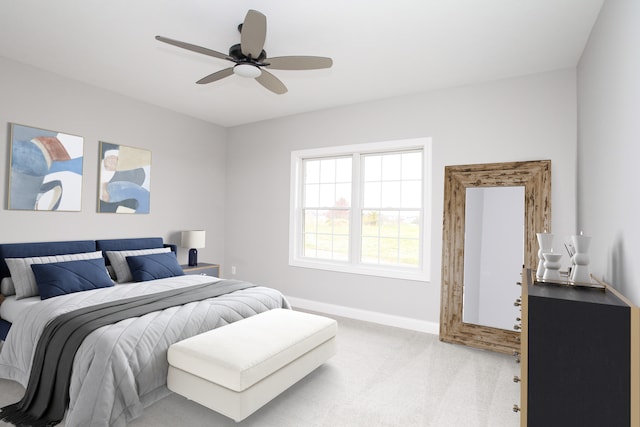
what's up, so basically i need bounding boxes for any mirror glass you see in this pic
[462,187,524,330]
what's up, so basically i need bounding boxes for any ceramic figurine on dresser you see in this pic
[542,252,562,281]
[536,231,554,279]
[569,232,591,284]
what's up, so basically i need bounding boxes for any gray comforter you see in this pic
[0,275,290,426]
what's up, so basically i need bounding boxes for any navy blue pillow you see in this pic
[125,252,184,282]
[31,258,115,300]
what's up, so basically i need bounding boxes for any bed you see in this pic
[0,237,289,426]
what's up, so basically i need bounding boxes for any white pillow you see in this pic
[6,251,105,300]
[106,247,171,283]
[1,277,15,296]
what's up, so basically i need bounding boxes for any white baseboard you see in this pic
[285,296,439,335]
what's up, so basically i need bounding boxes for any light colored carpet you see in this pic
[0,313,520,427]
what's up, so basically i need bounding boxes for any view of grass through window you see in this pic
[361,151,422,266]
[303,156,351,261]
[302,150,422,267]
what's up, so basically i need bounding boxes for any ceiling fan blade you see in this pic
[196,67,234,84]
[266,56,333,70]
[156,35,231,62]
[241,9,267,59]
[255,69,288,94]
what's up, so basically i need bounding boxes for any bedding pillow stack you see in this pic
[105,247,175,283]
[3,246,185,300]
[5,251,109,300]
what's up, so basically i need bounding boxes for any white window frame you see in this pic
[289,138,432,282]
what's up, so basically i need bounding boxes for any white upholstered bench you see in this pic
[167,308,337,422]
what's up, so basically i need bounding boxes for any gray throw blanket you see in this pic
[0,279,255,427]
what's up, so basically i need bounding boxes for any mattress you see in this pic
[0,281,161,324]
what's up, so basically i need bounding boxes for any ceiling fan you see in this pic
[155,9,333,95]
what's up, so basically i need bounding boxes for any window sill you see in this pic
[289,258,429,282]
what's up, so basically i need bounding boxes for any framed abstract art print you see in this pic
[98,141,151,214]
[8,123,84,211]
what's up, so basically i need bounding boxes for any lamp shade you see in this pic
[181,230,206,249]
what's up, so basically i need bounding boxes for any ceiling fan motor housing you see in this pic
[229,43,267,63]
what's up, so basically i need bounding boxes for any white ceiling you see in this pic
[0,0,603,127]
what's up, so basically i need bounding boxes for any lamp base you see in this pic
[188,248,198,266]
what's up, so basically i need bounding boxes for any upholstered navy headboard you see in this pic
[95,237,164,252]
[0,240,96,280]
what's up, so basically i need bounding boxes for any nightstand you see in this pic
[181,262,220,278]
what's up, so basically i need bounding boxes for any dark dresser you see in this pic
[519,269,639,427]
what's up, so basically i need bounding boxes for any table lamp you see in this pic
[181,230,205,266]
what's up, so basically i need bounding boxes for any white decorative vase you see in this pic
[536,232,554,279]
[569,234,591,284]
[542,252,563,281]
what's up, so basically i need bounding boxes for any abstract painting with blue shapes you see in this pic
[98,142,151,214]
[8,123,84,211]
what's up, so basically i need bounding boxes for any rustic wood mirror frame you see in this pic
[439,160,551,354]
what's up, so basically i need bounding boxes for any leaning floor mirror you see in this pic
[439,160,551,354]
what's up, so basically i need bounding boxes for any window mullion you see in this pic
[296,156,305,259]
[351,153,362,265]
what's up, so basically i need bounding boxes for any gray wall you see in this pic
[226,69,578,325]
[0,54,583,327]
[577,0,640,303]
[0,57,228,266]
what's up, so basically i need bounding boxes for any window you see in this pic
[289,138,431,281]
[301,157,352,261]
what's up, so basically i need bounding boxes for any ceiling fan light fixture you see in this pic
[234,63,262,78]
[156,9,332,94]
